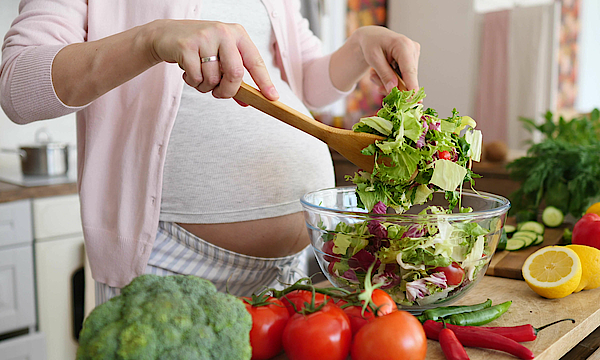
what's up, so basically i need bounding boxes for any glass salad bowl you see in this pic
[300,186,510,312]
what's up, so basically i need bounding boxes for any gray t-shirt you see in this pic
[159,0,336,224]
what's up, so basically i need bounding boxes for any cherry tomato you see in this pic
[351,310,427,360]
[370,288,396,315]
[433,261,465,286]
[280,290,327,316]
[439,150,452,160]
[337,289,397,336]
[242,296,290,360]
[283,303,352,360]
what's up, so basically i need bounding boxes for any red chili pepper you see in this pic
[426,318,575,342]
[423,320,535,360]
[439,321,470,360]
[478,318,575,342]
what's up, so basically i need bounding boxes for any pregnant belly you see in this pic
[177,212,310,258]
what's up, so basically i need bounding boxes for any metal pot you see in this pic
[1,129,70,176]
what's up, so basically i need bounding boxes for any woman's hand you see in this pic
[149,19,279,100]
[329,25,420,94]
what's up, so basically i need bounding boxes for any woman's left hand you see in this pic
[330,26,420,94]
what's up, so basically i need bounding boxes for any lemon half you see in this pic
[522,246,582,299]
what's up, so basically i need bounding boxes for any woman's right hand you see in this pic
[148,19,279,101]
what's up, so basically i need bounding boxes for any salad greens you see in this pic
[322,87,493,306]
[347,87,482,213]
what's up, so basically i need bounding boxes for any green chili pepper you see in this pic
[445,300,512,326]
[416,298,492,323]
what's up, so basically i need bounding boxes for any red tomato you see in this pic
[439,150,452,160]
[351,310,427,360]
[370,289,396,316]
[572,213,600,250]
[242,296,290,360]
[338,289,396,336]
[433,262,465,286]
[280,290,327,316]
[283,303,352,360]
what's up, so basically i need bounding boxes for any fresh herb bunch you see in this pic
[507,109,600,218]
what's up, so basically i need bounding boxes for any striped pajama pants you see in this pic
[95,221,310,305]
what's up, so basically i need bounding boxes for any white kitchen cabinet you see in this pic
[0,200,36,332]
[35,234,85,360]
[0,333,47,360]
[32,194,82,240]
[0,245,36,335]
[0,199,33,247]
[33,195,85,360]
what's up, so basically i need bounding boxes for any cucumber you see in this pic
[497,229,508,251]
[542,206,564,228]
[512,230,538,247]
[506,238,527,251]
[504,225,517,235]
[533,234,544,246]
[518,221,545,235]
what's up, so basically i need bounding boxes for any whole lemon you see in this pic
[566,244,600,292]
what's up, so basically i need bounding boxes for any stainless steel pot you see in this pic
[1,129,70,176]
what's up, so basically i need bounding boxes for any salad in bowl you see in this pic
[300,87,510,310]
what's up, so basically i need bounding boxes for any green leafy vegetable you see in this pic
[348,87,482,213]
[76,275,252,360]
[507,110,600,217]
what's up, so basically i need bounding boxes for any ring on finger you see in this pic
[200,55,219,63]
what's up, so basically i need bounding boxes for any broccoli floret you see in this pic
[77,275,252,360]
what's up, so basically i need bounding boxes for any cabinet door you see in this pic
[35,235,84,360]
[33,195,82,241]
[0,245,36,334]
[0,199,32,247]
[0,333,47,360]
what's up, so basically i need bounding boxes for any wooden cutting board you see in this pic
[486,225,567,280]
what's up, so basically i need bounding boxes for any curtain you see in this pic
[507,2,560,149]
[475,10,510,144]
[475,2,560,150]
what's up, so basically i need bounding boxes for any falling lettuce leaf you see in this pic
[430,159,468,192]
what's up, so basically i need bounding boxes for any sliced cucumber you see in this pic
[504,225,517,235]
[533,234,544,246]
[512,230,538,247]
[518,221,545,235]
[506,238,527,251]
[542,206,564,228]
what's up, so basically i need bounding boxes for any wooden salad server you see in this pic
[234,82,384,172]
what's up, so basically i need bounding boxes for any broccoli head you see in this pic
[77,274,252,360]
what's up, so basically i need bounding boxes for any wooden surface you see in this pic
[0,181,78,203]
[486,226,566,280]
[271,276,600,360]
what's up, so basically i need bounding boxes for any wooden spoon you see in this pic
[234,82,384,172]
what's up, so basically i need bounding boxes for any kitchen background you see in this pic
[0,0,599,359]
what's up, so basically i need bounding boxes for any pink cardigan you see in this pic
[1,0,349,287]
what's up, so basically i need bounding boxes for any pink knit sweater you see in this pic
[1,0,349,287]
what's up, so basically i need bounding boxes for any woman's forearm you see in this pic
[329,33,369,93]
[329,26,420,94]
[52,21,160,107]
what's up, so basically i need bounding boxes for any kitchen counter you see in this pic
[272,275,600,360]
[0,180,78,203]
